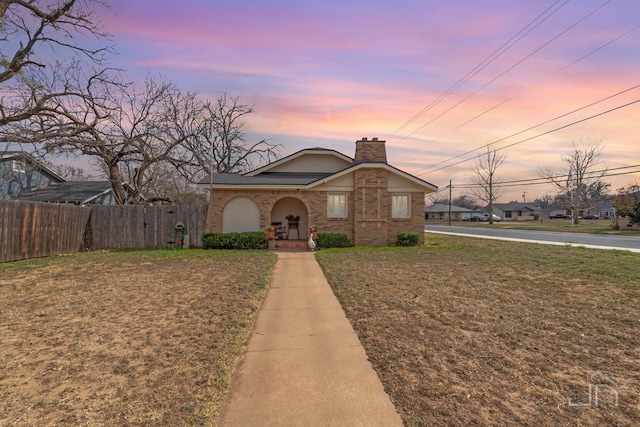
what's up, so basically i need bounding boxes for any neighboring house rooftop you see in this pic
[14,181,114,205]
[1,151,66,182]
[493,203,541,211]
[425,204,475,213]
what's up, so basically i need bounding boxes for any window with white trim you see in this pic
[392,193,411,218]
[12,159,25,173]
[327,193,347,217]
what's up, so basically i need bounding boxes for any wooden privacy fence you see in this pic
[0,200,91,263]
[85,205,206,250]
[1,201,207,263]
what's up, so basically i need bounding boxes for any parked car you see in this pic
[550,214,571,219]
[469,215,485,222]
[583,214,600,220]
[483,213,501,222]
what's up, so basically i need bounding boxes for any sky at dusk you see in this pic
[99,0,639,202]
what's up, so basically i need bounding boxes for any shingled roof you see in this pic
[200,171,335,186]
[15,181,113,205]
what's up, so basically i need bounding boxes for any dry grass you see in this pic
[0,249,276,427]
[316,236,640,426]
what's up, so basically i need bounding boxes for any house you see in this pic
[1,151,65,199]
[425,204,475,221]
[198,137,438,246]
[14,181,118,205]
[596,200,616,219]
[492,203,542,221]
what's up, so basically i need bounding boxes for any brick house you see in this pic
[198,137,437,246]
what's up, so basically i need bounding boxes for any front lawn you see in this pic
[316,237,640,426]
[0,249,277,426]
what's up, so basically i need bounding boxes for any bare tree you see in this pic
[453,194,477,209]
[539,139,607,225]
[533,194,554,209]
[184,93,280,176]
[19,71,278,204]
[37,74,202,204]
[0,0,112,130]
[470,146,505,224]
[427,193,450,206]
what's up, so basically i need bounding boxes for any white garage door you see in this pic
[222,197,261,233]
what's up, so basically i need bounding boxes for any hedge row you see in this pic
[316,233,353,248]
[202,232,267,250]
[201,231,420,249]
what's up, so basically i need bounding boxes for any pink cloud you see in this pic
[94,0,639,201]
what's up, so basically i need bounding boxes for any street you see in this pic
[424,225,640,253]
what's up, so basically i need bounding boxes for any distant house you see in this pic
[1,151,65,199]
[198,137,438,246]
[492,203,541,221]
[14,181,118,205]
[425,204,475,221]
[596,199,616,219]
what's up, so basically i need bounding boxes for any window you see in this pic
[392,194,411,218]
[12,159,25,173]
[327,193,347,217]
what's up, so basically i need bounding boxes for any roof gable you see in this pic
[307,162,437,192]
[1,151,66,183]
[245,148,353,176]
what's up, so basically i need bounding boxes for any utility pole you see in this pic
[522,192,527,203]
[448,180,452,226]
[210,139,215,232]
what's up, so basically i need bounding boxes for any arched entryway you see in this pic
[271,197,309,239]
[222,197,261,232]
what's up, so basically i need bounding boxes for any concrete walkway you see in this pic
[218,252,403,427]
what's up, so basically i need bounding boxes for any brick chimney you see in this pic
[354,137,387,163]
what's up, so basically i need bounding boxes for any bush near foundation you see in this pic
[202,232,267,250]
[396,232,421,246]
[316,233,352,248]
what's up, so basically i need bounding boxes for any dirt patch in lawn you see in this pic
[317,237,640,426]
[0,249,276,426]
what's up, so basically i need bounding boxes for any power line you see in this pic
[452,165,640,189]
[393,0,569,135]
[556,24,640,74]
[412,84,640,176]
[402,0,613,140]
[415,94,640,176]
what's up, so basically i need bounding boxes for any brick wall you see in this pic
[354,137,387,163]
[387,192,426,245]
[207,169,426,247]
[353,168,389,246]
[207,189,356,240]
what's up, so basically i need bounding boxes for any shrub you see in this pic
[201,232,267,250]
[396,232,421,247]
[316,233,352,248]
